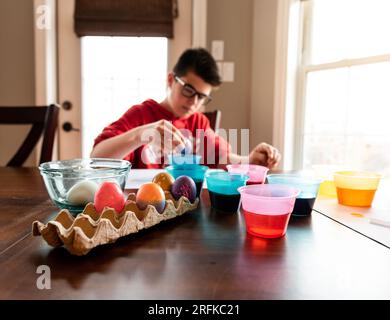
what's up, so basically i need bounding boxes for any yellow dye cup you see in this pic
[318,180,337,198]
[333,171,381,207]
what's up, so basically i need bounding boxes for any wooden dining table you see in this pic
[1,167,390,300]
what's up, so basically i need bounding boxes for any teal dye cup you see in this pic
[165,165,208,198]
[205,171,249,213]
[167,154,202,167]
[266,174,322,216]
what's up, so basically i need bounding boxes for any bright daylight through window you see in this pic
[297,0,390,177]
[81,37,168,157]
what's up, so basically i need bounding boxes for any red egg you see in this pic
[94,181,125,214]
[136,182,166,213]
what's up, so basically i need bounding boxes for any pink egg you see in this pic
[94,182,125,214]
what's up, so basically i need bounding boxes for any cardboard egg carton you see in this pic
[32,192,199,256]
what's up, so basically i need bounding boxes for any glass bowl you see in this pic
[39,158,131,213]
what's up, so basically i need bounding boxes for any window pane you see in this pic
[81,37,167,157]
[303,61,390,175]
[304,68,348,136]
[348,62,390,135]
[310,0,390,64]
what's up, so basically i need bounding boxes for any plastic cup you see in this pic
[205,171,249,213]
[226,164,269,185]
[310,164,344,198]
[333,171,381,207]
[318,180,337,198]
[167,154,202,167]
[267,174,322,216]
[238,184,299,238]
[165,165,208,198]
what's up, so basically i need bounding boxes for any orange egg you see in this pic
[136,182,166,213]
[152,172,175,192]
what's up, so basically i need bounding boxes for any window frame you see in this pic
[293,0,390,170]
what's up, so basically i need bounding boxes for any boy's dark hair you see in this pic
[173,48,222,86]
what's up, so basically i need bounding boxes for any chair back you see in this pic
[0,104,60,166]
[203,110,221,131]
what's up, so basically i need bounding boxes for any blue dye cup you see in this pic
[167,154,202,167]
[166,165,208,198]
[266,174,322,216]
[205,171,249,212]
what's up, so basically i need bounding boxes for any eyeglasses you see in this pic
[174,75,212,105]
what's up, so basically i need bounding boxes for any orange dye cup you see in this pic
[333,171,381,207]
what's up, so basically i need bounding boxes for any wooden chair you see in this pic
[0,104,60,166]
[203,110,221,131]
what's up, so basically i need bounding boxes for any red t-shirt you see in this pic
[93,99,230,169]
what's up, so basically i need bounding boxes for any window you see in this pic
[295,0,390,176]
[81,37,168,157]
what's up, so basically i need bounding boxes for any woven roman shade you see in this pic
[74,0,177,38]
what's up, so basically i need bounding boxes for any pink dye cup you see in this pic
[226,164,269,184]
[238,184,299,239]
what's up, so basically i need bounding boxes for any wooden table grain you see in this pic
[0,168,55,254]
[1,167,390,299]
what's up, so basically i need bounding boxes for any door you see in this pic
[57,0,82,160]
[56,0,193,160]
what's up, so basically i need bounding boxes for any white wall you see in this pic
[168,0,193,71]
[250,0,279,150]
[207,0,254,154]
[207,0,281,153]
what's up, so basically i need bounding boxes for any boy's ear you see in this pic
[167,72,175,87]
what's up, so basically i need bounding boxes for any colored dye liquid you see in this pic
[292,197,316,216]
[54,200,84,215]
[208,191,241,212]
[318,180,337,198]
[246,180,264,185]
[336,187,376,207]
[243,209,291,238]
[194,180,203,198]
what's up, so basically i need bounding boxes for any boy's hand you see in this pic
[138,119,186,155]
[249,143,281,169]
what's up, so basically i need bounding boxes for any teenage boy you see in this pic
[91,48,281,169]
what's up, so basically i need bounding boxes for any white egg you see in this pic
[184,138,193,154]
[66,180,99,205]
